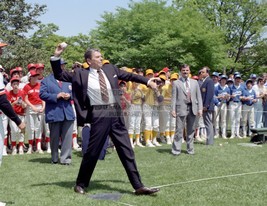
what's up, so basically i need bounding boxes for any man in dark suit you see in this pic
[50,43,160,195]
[199,66,215,145]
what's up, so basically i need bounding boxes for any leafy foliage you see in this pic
[173,0,267,75]
[90,0,229,74]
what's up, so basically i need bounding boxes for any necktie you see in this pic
[97,70,109,103]
[185,78,191,103]
[58,81,62,87]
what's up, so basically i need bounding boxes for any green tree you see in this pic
[0,0,47,69]
[90,0,229,74]
[173,0,267,75]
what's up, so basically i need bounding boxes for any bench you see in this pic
[250,128,267,144]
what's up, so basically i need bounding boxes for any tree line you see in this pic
[0,0,267,77]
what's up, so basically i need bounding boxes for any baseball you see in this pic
[60,42,68,49]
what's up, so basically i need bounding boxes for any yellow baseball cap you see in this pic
[145,69,154,76]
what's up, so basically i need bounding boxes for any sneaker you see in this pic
[2,148,8,156]
[146,141,155,147]
[19,147,24,155]
[214,135,219,139]
[229,135,235,139]
[195,136,203,142]
[236,135,243,139]
[73,146,82,151]
[152,140,162,147]
[222,135,227,139]
[27,147,32,154]
[47,148,51,153]
[135,142,144,147]
[11,148,17,155]
[36,149,44,154]
[166,137,172,145]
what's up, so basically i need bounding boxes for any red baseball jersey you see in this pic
[23,82,42,105]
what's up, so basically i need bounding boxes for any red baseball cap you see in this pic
[10,77,20,84]
[29,70,39,77]
[35,63,44,69]
[27,63,36,71]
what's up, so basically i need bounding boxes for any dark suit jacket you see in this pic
[200,76,215,111]
[50,59,149,126]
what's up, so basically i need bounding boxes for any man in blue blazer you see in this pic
[199,66,215,145]
[40,72,75,165]
[50,43,160,195]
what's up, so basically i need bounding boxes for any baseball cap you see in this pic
[159,74,167,81]
[29,70,39,77]
[170,73,178,80]
[35,63,44,69]
[162,67,169,73]
[10,68,20,76]
[212,72,219,77]
[10,77,20,84]
[234,74,241,79]
[27,63,36,71]
[220,75,228,80]
[250,74,257,79]
[227,78,234,83]
[145,69,154,76]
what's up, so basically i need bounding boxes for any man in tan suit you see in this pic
[171,64,203,155]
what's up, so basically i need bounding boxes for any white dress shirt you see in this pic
[87,68,116,105]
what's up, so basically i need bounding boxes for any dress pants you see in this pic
[203,111,214,145]
[172,104,196,155]
[49,120,74,164]
[76,105,144,190]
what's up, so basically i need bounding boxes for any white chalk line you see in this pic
[153,170,267,189]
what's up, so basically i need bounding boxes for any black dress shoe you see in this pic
[135,187,160,195]
[74,185,85,194]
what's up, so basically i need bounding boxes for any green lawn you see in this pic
[0,138,267,206]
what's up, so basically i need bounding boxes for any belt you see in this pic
[233,101,240,103]
[92,103,119,110]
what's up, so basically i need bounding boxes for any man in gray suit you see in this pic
[171,64,203,155]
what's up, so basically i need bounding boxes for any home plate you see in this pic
[237,143,262,147]
[88,193,122,200]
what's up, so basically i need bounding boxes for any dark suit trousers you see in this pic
[203,111,214,145]
[76,105,144,190]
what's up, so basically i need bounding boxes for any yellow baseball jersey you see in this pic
[161,84,172,105]
[138,84,156,106]
[130,88,143,105]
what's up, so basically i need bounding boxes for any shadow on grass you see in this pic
[28,157,52,164]
[156,148,192,155]
[31,179,132,194]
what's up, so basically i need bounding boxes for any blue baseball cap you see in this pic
[234,74,241,79]
[250,74,257,79]
[220,75,228,80]
[212,72,219,77]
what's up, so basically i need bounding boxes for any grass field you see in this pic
[0,138,267,206]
